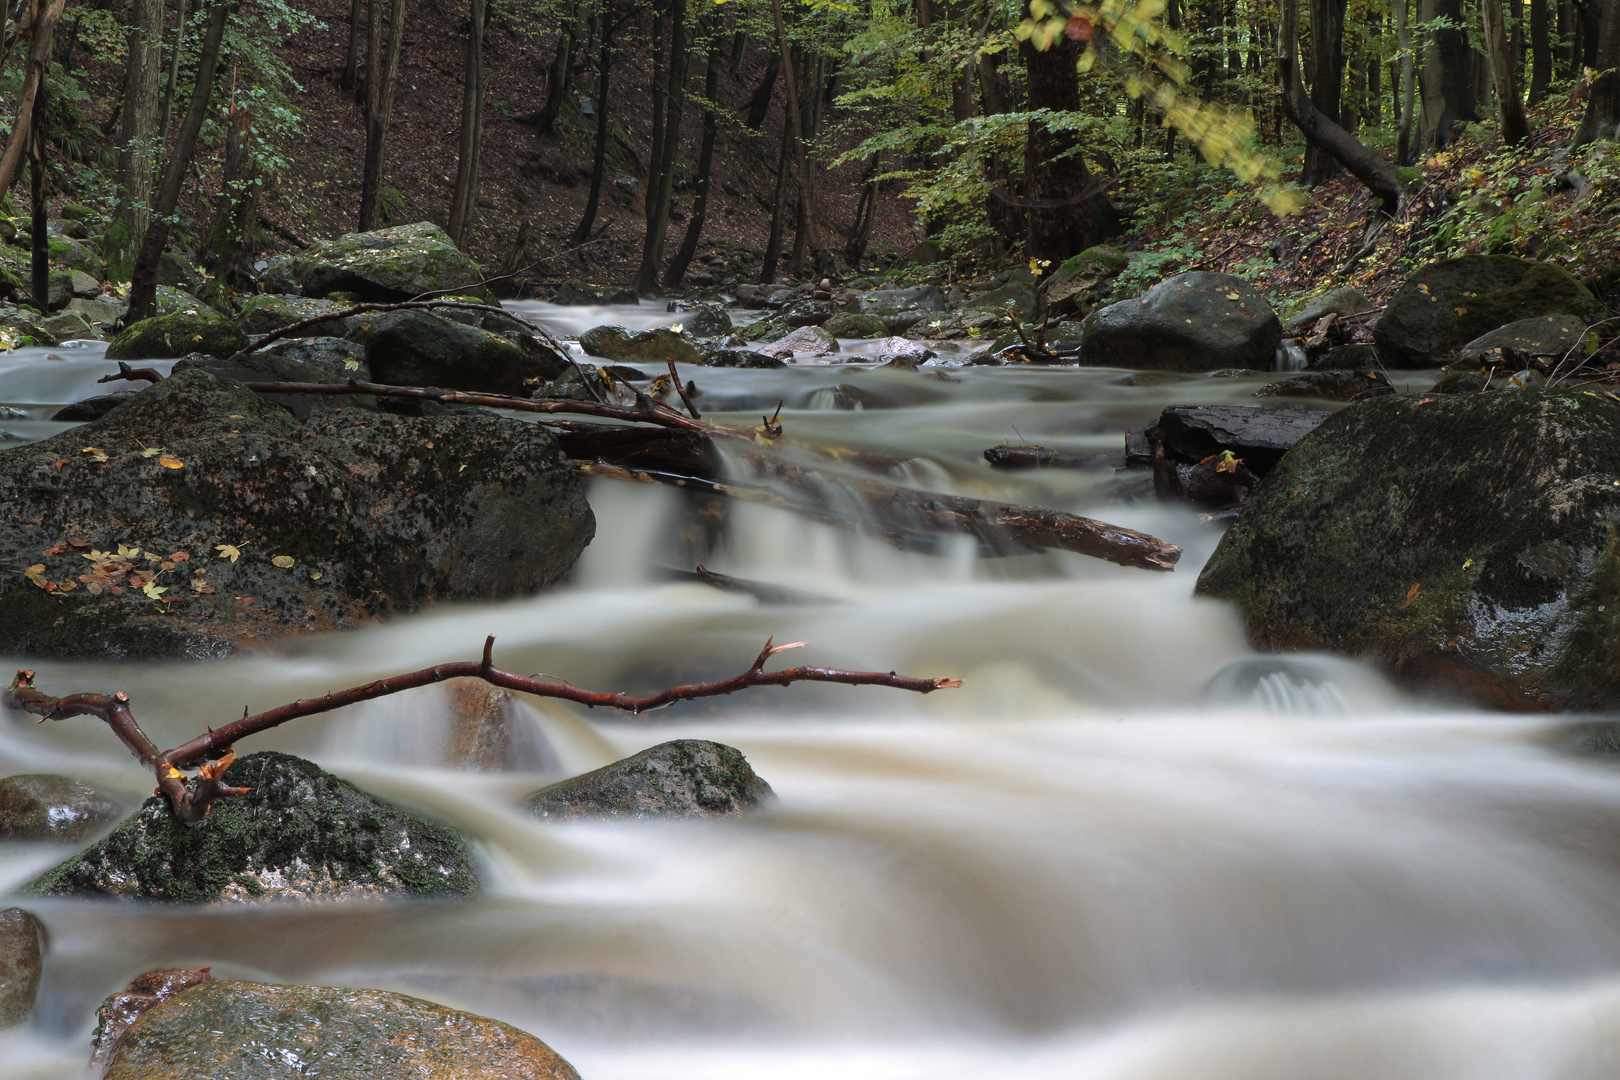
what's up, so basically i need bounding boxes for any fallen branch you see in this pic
[7,636,959,822]
[983,445,1099,469]
[97,361,164,386]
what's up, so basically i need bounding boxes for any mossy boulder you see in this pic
[526,740,774,821]
[1457,313,1591,365]
[823,312,889,338]
[1284,286,1375,331]
[969,282,1038,320]
[30,752,477,902]
[696,347,786,368]
[252,335,368,380]
[153,286,208,316]
[101,979,579,1080]
[1079,272,1282,372]
[1041,245,1127,316]
[0,367,594,660]
[1195,389,1620,710]
[0,775,120,841]
[38,309,104,342]
[107,311,249,360]
[234,293,351,337]
[578,324,702,365]
[261,222,485,302]
[739,317,791,343]
[348,309,569,394]
[1374,256,1606,367]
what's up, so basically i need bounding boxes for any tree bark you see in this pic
[0,0,69,204]
[1528,0,1551,103]
[126,0,238,323]
[635,0,688,292]
[1418,0,1477,152]
[743,52,780,129]
[1279,0,1402,212]
[107,0,163,281]
[532,0,580,137]
[770,0,827,276]
[159,0,189,146]
[358,0,406,231]
[1481,0,1531,143]
[664,24,721,288]
[569,25,614,250]
[447,0,486,245]
[29,82,48,312]
[1302,0,1349,183]
[646,5,666,216]
[759,110,790,284]
[343,0,364,93]
[1395,0,1418,163]
[1575,0,1619,146]
[201,100,260,288]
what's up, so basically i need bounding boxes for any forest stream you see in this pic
[5,305,1620,1079]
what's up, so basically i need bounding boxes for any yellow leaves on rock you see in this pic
[140,447,164,458]
[216,544,244,562]
[271,555,296,568]
[158,457,184,469]
[1400,583,1422,609]
[141,582,168,600]
[1214,451,1244,474]
[23,564,50,590]
[82,447,108,463]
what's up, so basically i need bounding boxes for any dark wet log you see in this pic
[984,445,1106,469]
[554,425,714,474]
[661,565,836,605]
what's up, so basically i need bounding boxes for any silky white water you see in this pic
[2,311,1618,1079]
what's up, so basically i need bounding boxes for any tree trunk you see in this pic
[1396,0,1418,163]
[1418,0,1477,152]
[569,27,614,249]
[771,0,827,276]
[635,0,687,293]
[646,5,666,217]
[759,110,790,284]
[1556,0,1574,77]
[0,0,69,204]
[202,101,260,289]
[1020,4,1119,263]
[127,0,238,323]
[1528,0,1551,103]
[159,0,189,146]
[343,0,364,93]
[1279,0,1402,212]
[1481,0,1530,143]
[447,0,486,245]
[844,151,880,268]
[664,24,721,288]
[107,0,163,281]
[358,0,407,231]
[743,52,780,129]
[29,82,48,312]
[1575,0,1619,146]
[532,0,579,137]
[1302,0,1349,183]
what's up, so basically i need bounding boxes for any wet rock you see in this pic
[1373,256,1605,367]
[157,252,202,292]
[172,350,379,420]
[30,751,479,902]
[1255,369,1394,402]
[47,237,103,278]
[1284,286,1375,331]
[66,296,127,328]
[260,222,486,302]
[1080,272,1282,372]
[1041,245,1127,317]
[681,305,732,337]
[444,680,552,771]
[1457,314,1590,365]
[1146,403,1329,508]
[153,286,209,316]
[696,347,785,369]
[349,309,569,395]
[38,309,104,342]
[778,298,831,327]
[92,968,216,1073]
[526,740,774,821]
[0,367,594,660]
[824,312,888,338]
[854,285,948,315]
[1195,390,1620,710]
[253,335,369,381]
[871,336,934,363]
[549,281,605,306]
[1307,342,1380,370]
[51,389,140,422]
[579,324,702,366]
[45,270,72,310]
[1431,369,1491,394]
[0,908,42,1027]
[69,269,101,298]
[738,317,791,343]
[106,311,249,361]
[234,293,351,337]
[904,309,1005,341]
[603,286,640,305]
[760,325,838,358]
[0,774,120,841]
[970,282,1038,320]
[100,979,580,1080]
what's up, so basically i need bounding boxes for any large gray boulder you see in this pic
[348,309,570,395]
[1079,272,1282,371]
[579,324,702,366]
[1373,256,1605,367]
[526,740,774,821]
[30,752,478,902]
[1457,313,1590,365]
[260,222,485,301]
[0,368,594,660]
[1196,390,1620,710]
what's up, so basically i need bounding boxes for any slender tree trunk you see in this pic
[29,83,49,311]
[1396,0,1417,163]
[447,0,486,245]
[1302,0,1349,183]
[107,0,163,281]
[646,5,666,216]
[844,152,880,268]
[0,0,69,204]
[1418,0,1477,152]
[1528,0,1551,102]
[635,0,687,292]
[770,0,827,276]
[569,28,613,249]
[1482,0,1531,143]
[1575,0,1619,146]
[533,0,580,137]
[358,0,407,231]
[759,111,790,284]
[1557,0,1574,77]
[159,0,189,146]
[743,52,780,128]
[1279,0,1402,212]
[202,101,260,288]
[127,0,238,323]
[343,0,364,93]
[664,24,721,288]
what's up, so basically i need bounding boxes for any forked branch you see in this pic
[7,636,959,822]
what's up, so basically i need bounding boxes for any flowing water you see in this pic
[4,311,1620,1079]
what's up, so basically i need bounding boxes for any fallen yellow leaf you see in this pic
[158,457,184,469]
[216,544,243,562]
[271,555,295,568]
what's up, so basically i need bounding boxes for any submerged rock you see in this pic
[526,740,774,821]
[1196,390,1620,710]
[0,774,120,841]
[759,325,838,358]
[348,309,569,395]
[30,752,478,902]
[100,979,580,1080]
[1255,368,1394,402]
[0,908,42,1026]
[106,311,248,361]
[0,367,594,660]
[234,293,351,337]
[1080,272,1282,372]
[696,347,784,369]
[260,221,486,302]
[579,324,702,366]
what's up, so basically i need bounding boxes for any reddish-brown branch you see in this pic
[7,638,959,820]
[97,361,164,386]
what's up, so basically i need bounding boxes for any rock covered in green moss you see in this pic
[349,309,569,394]
[1041,246,1127,316]
[0,908,41,1026]
[29,752,477,902]
[696,347,785,368]
[260,222,485,302]
[1374,256,1605,367]
[106,310,248,360]
[101,979,579,1080]
[579,323,702,366]
[1079,272,1282,372]
[1457,313,1591,365]
[234,293,352,337]
[526,740,774,821]
[823,312,889,338]
[1196,389,1620,710]
[0,774,121,841]
[0,367,594,660]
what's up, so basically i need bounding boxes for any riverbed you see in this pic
[2,307,1618,1079]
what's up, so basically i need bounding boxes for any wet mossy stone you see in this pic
[1195,390,1620,710]
[106,311,249,361]
[153,286,208,316]
[0,908,41,1027]
[681,305,732,337]
[696,347,785,369]
[28,752,478,903]
[260,222,485,302]
[526,740,774,822]
[1458,314,1591,364]
[51,388,139,421]
[1285,286,1375,331]
[738,317,791,343]
[1254,369,1394,402]
[823,312,889,338]
[1374,256,1607,367]
[254,335,369,381]
[349,309,569,395]
[234,293,351,337]
[101,980,580,1080]
[969,282,1038,320]
[578,324,702,366]
[0,774,121,841]
[1079,272,1282,372]
[0,367,593,660]
[172,350,379,419]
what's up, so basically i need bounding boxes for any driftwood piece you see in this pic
[983,445,1116,469]
[7,637,959,821]
[661,565,837,605]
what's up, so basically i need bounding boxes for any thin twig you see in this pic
[97,361,163,386]
[666,357,701,419]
